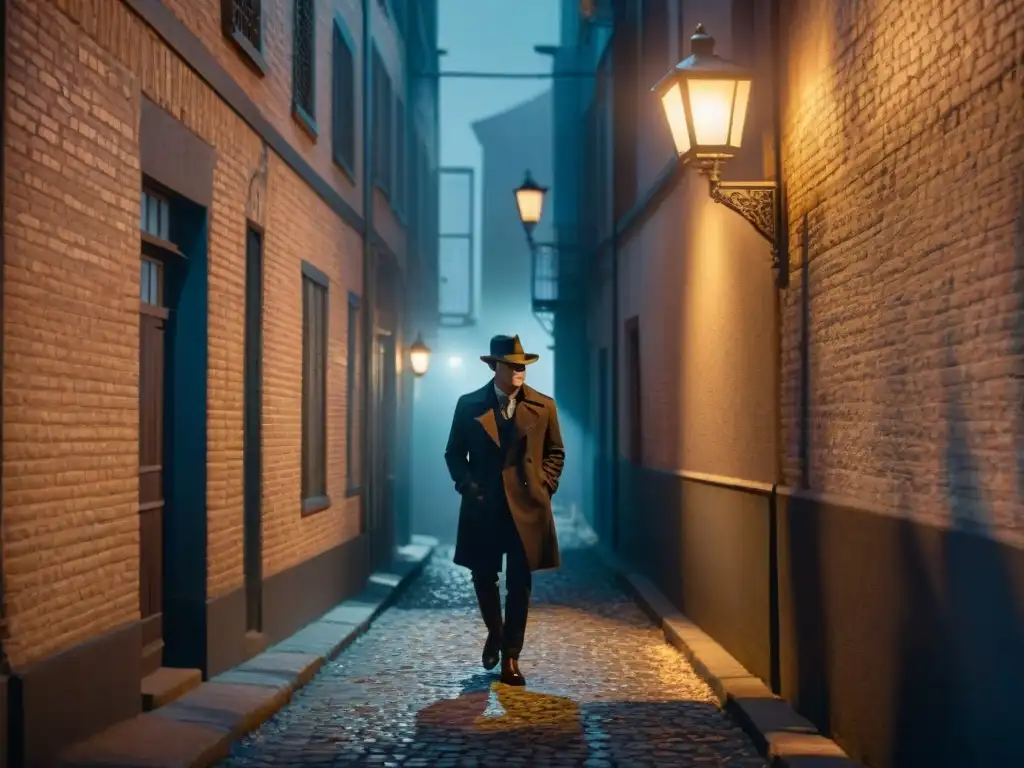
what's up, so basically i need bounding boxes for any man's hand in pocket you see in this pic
[460,479,485,504]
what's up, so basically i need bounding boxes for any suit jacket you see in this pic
[444,380,565,573]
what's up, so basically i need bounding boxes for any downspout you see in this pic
[0,0,8,679]
[361,0,376,561]
[768,0,788,696]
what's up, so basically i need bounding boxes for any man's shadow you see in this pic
[414,672,588,759]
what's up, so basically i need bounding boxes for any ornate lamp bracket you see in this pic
[701,159,781,275]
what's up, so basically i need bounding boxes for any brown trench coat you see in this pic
[444,381,565,574]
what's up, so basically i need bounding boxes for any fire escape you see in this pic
[530,241,559,337]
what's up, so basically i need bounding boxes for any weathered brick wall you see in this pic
[3,0,143,669]
[158,0,406,223]
[2,0,363,666]
[779,0,1024,543]
[260,154,363,580]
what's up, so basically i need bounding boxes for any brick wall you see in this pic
[157,0,407,225]
[259,153,362,582]
[3,0,143,669]
[2,0,364,666]
[779,0,1024,545]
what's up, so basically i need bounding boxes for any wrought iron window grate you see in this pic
[223,0,263,67]
[293,0,315,119]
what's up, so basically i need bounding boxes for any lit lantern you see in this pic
[409,333,431,378]
[653,24,752,159]
[514,170,547,234]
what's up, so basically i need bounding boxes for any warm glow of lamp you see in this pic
[660,83,691,156]
[653,24,752,159]
[409,333,431,378]
[514,170,547,230]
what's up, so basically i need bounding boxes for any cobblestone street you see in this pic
[220,526,766,767]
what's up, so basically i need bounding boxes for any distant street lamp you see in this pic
[514,170,547,238]
[653,24,781,278]
[409,333,431,378]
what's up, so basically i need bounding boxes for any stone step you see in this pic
[141,666,203,712]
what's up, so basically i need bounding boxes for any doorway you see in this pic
[138,251,168,676]
[372,329,397,567]
[242,225,264,633]
[597,347,610,543]
[625,317,642,465]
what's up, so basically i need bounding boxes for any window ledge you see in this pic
[345,484,362,499]
[302,494,332,516]
[229,29,268,76]
[141,231,186,260]
[292,103,318,141]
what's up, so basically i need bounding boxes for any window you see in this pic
[394,95,405,214]
[140,258,164,306]
[301,262,330,512]
[331,17,356,175]
[140,188,170,241]
[346,292,362,495]
[612,8,640,220]
[222,0,266,73]
[372,48,392,196]
[292,0,316,135]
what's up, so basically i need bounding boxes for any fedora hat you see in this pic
[480,334,539,366]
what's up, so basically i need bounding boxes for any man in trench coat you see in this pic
[444,334,565,686]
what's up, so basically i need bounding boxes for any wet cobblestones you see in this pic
[220,526,766,767]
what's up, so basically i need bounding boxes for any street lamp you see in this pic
[653,24,781,277]
[514,170,547,237]
[408,333,431,378]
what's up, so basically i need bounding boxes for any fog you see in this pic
[409,316,557,544]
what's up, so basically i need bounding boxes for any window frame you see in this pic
[371,47,393,198]
[300,260,331,515]
[291,0,317,138]
[221,0,268,75]
[346,291,362,497]
[393,91,406,219]
[331,12,357,180]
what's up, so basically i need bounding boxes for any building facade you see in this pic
[0,0,439,763]
[552,1,1024,766]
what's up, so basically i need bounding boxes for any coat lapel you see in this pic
[513,387,543,442]
[474,383,500,447]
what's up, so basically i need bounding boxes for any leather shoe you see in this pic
[500,656,526,686]
[482,632,501,671]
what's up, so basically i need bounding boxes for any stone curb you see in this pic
[56,536,438,768]
[592,541,863,768]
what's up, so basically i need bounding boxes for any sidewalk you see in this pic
[582,519,862,768]
[56,536,437,768]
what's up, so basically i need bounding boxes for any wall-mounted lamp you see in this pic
[653,24,782,278]
[514,170,548,239]
[409,333,431,378]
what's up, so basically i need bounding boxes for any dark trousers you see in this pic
[472,509,532,659]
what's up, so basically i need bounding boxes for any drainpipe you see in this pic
[0,0,8,679]
[361,0,377,562]
[768,0,788,697]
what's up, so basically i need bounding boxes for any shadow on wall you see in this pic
[784,210,830,727]
[887,178,1024,768]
